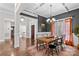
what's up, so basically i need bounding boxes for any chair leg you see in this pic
[47,49,50,56]
[48,49,54,56]
[61,45,63,50]
[51,50,54,56]
[44,48,49,55]
[55,48,59,55]
[57,46,60,53]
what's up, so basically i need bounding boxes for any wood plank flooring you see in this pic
[0,39,79,56]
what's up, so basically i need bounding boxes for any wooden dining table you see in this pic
[40,38,55,44]
[36,37,55,51]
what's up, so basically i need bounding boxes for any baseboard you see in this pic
[14,46,20,48]
[0,40,5,43]
[26,38,31,40]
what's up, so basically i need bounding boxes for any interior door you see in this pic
[31,25,35,45]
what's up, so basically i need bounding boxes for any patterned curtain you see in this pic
[50,20,55,36]
[64,17,74,46]
[51,17,74,46]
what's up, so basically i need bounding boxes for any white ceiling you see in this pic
[0,3,15,18]
[19,3,79,18]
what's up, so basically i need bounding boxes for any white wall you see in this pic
[73,33,78,46]
[0,17,13,42]
[20,16,51,39]
[14,13,38,48]
[19,25,26,38]
[0,17,4,42]
[14,13,52,48]
[20,16,38,39]
[0,5,14,42]
[36,32,51,38]
[3,20,11,40]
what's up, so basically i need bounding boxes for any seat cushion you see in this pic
[49,44,56,49]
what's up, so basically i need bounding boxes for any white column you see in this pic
[14,13,20,48]
[0,17,4,42]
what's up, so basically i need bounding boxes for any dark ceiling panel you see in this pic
[20,12,38,19]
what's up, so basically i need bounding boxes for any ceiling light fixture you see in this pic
[21,18,24,22]
[46,19,50,22]
[49,4,56,22]
[46,4,56,23]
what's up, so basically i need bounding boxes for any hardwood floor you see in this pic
[0,40,12,56]
[25,45,79,56]
[0,39,79,56]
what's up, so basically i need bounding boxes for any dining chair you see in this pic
[47,40,59,56]
[37,39,46,50]
[57,36,64,51]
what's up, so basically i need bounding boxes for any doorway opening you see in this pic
[11,26,14,48]
[31,25,35,45]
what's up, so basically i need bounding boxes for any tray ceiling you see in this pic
[19,3,79,18]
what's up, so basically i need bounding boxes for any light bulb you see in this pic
[46,19,50,22]
[21,18,24,22]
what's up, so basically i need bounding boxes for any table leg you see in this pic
[45,43,49,55]
[36,40,38,50]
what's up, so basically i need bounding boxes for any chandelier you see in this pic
[46,4,56,23]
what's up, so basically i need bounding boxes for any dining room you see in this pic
[0,3,79,56]
[14,3,79,56]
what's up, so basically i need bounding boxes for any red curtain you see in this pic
[50,17,74,46]
[64,17,74,46]
[50,20,55,36]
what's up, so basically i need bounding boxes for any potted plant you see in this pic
[74,24,79,49]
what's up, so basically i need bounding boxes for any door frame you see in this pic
[31,25,35,45]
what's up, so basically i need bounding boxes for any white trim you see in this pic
[15,3,21,13]
[0,40,5,42]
